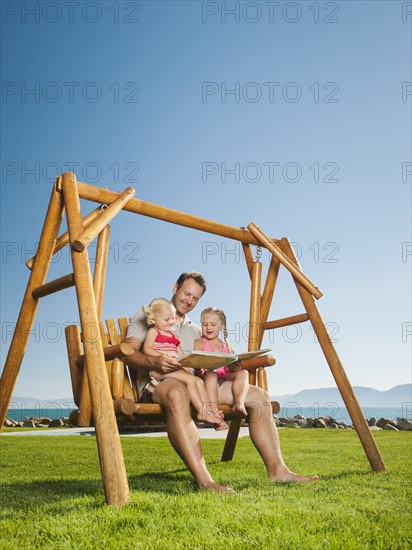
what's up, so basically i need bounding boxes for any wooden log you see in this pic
[222,261,262,463]
[248,261,262,382]
[248,223,323,299]
[26,206,102,270]
[65,325,83,407]
[0,183,64,429]
[116,317,138,401]
[73,188,135,252]
[76,342,135,368]
[32,273,75,299]
[94,247,109,318]
[93,225,110,320]
[105,319,124,401]
[238,354,276,371]
[280,237,386,473]
[241,242,254,279]
[78,366,92,427]
[263,313,309,330]
[113,399,280,417]
[74,180,281,247]
[62,172,130,506]
[99,321,112,386]
[257,367,268,392]
[106,318,120,346]
[111,358,124,401]
[258,255,281,347]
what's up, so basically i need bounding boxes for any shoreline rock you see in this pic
[4,416,71,429]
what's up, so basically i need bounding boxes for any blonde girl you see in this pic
[142,298,224,427]
[194,307,250,428]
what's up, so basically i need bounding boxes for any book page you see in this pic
[178,351,237,370]
[237,348,272,361]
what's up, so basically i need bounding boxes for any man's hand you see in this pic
[154,354,182,374]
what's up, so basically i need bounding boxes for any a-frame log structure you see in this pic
[0,172,386,506]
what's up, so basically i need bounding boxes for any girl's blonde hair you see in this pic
[142,298,176,326]
[200,307,232,352]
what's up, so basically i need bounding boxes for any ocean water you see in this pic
[5,404,409,426]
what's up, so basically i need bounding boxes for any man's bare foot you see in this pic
[199,481,236,494]
[269,468,319,483]
[232,403,248,416]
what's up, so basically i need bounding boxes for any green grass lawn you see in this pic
[0,430,411,549]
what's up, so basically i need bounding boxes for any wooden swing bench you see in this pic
[65,316,280,460]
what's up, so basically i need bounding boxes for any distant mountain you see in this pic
[271,384,412,408]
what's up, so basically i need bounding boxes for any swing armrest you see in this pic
[237,354,276,371]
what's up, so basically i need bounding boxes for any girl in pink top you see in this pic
[194,307,250,430]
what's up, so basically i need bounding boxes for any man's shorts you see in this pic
[139,377,170,403]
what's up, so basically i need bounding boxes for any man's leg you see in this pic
[152,379,235,492]
[218,382,318,482]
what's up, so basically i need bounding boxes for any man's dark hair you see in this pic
[175,271,207,295]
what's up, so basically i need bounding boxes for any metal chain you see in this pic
[255,245,262,262]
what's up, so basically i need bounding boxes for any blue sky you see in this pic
[1,0,411,401]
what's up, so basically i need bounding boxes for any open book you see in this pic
[178,349,272,370]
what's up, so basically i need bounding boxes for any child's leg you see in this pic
[192,375,225,425]
[222,369,249,416]
[155,369,223,425]
[203,371,219,411]
[203,371,228,430]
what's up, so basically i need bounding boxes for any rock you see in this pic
[3,418,16,427]
[368,417,376,427]
[40,417,52,425]
[383,424,398,431]
[313,418,327,428]
[396,418,412,431]
[328,422,339,429]
[49,418,64,428]
[369,426,382,430]
[376,418,390,429]
[23,420,36,428]
[293,416,308,428]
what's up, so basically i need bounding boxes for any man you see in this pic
[124,271,318,493]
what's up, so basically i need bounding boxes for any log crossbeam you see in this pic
[32,273,75,299]
[76,342,135,368]
[263,313,309,331]
[73,187,135,252]
[26,206,103,270]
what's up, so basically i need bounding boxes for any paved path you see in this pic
[2,426,251,439]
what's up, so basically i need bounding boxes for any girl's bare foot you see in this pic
[214,420,229,431]
[232,402,248,416]
[198,410,224,426]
